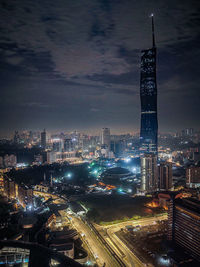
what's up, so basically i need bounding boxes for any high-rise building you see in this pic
[167,197,200,262]
[4,177,16,199]
[64,138,74,152]
[140,153,158,192]
[110,140,125,157]
[186,166,200,188]
[182,128,194,137]
[158,162,172,190]
[3,154,17,168]
[41,129,46,149]
[101,128,110,150]
[140,15,158,154]
[13,131,20,144]
[52,138,64,152]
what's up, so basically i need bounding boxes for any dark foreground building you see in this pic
[168,197,200,263]
[140,15,158,154]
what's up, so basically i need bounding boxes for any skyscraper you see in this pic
[141,153,158,192]
[41,129,46,149]
[13,130,20,144]
[140,15,158,154]
[158,162,172,190]
[167,197,200,262]
[101,128,110,150]
[186,166,200,188]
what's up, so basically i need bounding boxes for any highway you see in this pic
[103,214,167,230]
[95,214,167,267]
[67,213,122,267]
[36,190,167,267]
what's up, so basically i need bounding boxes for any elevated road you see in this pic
[68,214,123,267]
[95,214,167,267]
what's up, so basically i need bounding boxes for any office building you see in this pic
[4,178,16,199]
[47,151,79,164]
[3,154,17,168]
[110,139,126,157]
[13,131,20,144]
[182,128,194,137]
[168,197,200,262]
[140,153,158,192]
[140,15,158,154]
[64,138,74,152]
[41,129,46,149]
[101,128,110,150]
[158,162,172,190]
[3,176,33,208]
[186,166,200,188]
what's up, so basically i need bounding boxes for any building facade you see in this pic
[41,129,46,149]
[101,128,110,150]
[140,16,158,154]
[140,153,158,192]
[168,197,200,262]
[158,162,172,190]
[186,166,200,188]
[3,176,33,208]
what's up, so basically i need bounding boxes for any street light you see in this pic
[66,173,72,178]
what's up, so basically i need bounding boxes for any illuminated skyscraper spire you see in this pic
[151,14,156,47]
[140,15,158,155]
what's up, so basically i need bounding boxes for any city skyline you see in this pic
[1,0,200,136]
[1,1,200,266]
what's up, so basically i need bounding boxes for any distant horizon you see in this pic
[0,127,198,139]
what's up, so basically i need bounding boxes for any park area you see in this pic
[79,194,164,224]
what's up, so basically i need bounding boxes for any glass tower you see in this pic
[140,15,158,154]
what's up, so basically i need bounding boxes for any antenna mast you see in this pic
[151,14,156,47]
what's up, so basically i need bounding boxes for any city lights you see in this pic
[66,173,72,179]
[0,1,199,266]
[124,157,131,163]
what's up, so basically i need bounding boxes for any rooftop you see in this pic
[175,198,200,216]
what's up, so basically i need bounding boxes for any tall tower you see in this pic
[140,15,158,155]
[101,128,111,150]
[41,129,46,149]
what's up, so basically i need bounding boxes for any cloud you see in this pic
[0,0,200,134]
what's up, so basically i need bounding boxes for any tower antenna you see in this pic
[151,14,156,47]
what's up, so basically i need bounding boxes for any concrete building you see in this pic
[167,197,200,262]
[140,153,158,192]
[158,162,172,190]
[3,154,17,168]
[4,178,16,199]
[41,129,46,149]
[50,241,74,259]
[186,166,200,188]
[47,151,79,164]
[4,176,33,208]
[0,157,4,168]
[101,128,110,150]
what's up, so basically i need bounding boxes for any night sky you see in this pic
[0,0,200,136]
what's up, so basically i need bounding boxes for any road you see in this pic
[95,214,167,267]
[68,214,121,267]
[38,191,167,267]
[103,214,167,230]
